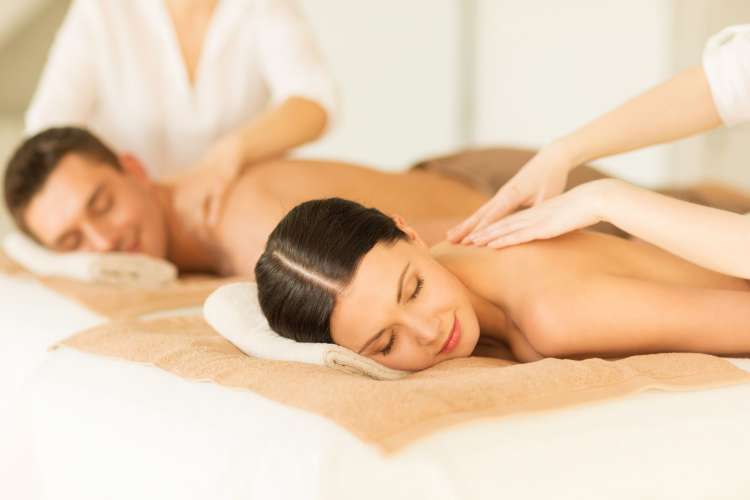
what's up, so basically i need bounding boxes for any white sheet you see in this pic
[0,274,103,500]
[29,348,750,499]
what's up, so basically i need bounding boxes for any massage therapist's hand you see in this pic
[171,134,246,233]
[464,179,615,249]
[447,141,576,244]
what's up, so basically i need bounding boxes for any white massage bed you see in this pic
[0,273,102,500]
[4,271,750,499]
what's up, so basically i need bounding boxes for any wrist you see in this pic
[585,178,625,222]
[219,133,250,173]
[552,134,591,170]
[544,138,579,174]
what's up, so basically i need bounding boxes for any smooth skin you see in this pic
[332,216,750,372]
[22,153,488,276]
[448,66,750,279]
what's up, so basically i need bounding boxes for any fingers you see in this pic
[207,182,232,227]
[207,194,223,226]
[446,203,490,243]
[472,184,528,237]
[467,211,531,245]
[470,215,547,249]
[485,227,541,249]
[448,185,523,244]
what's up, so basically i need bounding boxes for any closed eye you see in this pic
[59,232,82,251]
[380,333,396,355]
[92,191,113,215]
[409,276,424,301]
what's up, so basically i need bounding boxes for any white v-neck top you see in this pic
[703,25,750,127]
[25,0,337,178]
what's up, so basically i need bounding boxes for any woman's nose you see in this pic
[403,313,441,345]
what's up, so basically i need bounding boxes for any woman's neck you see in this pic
[431,243,511,342]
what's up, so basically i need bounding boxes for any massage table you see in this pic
[0,273,101,500]
[28,347,750,500]
[2,269,750,500]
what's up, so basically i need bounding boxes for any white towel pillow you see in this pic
[203,282,409,380]
[3,231,176,287]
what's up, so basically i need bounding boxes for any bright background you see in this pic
[1,0,750,235]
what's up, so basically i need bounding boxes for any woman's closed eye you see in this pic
[410,276,424,301]
[380,333,396,355]
[378,277,424,356]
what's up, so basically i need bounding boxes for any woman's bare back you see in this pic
[434,230,750,361]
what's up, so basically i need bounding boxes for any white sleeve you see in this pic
[254,0,338,125]
[24,0,97,136]
[702,24,750,127]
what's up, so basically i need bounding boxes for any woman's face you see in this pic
[330,229,480,371]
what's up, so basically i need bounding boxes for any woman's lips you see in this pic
[440,314,461,354]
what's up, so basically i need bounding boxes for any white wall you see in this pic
[473,0,676,187]
[2,0,750,192]
[296,0,465,171]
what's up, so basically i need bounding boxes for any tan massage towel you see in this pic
[0,248,236,319]
[57,315,750,454]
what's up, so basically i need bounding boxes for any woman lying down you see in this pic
[254,197,750,370]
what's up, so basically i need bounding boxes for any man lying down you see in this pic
[3,126,488,276]
[4,126,750,279]
[255,198,750,369]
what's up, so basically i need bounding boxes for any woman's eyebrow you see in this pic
[357,262,410,354]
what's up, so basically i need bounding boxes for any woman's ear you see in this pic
[392,214,428,248]
[118,153,149,182]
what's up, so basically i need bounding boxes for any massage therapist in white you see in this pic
[450,25,750,281]
[26,0,336,230]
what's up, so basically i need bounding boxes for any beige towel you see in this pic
[57,315,750,454]
[1,248,236,319]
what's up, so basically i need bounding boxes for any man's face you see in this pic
[24,153,168,258]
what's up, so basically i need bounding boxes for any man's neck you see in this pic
[154,184,224,274]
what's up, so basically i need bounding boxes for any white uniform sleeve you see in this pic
[703,24,750,127]
[254,0,338,126]
[24,0,97,136]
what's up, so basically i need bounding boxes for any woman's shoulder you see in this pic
[430,234,577,270]
[431,233,601,305]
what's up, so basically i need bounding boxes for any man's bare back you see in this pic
[215,158,489,275]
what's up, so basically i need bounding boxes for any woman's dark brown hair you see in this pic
[255,198,406,343]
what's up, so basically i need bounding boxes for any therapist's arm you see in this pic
[449,65,724,242]
[173,0,336,228]
[595,179,750,279]
[226,95,327,166]
[558,65,723,168]
[172,95,328,228]
[470,178,750,280]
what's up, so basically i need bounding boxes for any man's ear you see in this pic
[391,214,427,248]
[118,153,149,181]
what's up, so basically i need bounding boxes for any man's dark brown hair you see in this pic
[3,126,121,235]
